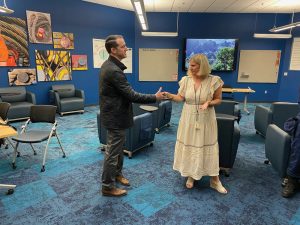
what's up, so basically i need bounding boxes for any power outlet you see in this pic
[284,72,288,76]
[265,90,268,94]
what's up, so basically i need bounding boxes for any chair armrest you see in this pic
[254,105,272,137]
[232,122,240,151]
[215,100,237,115]
[52,92,61,113]
[49,90,55,104]
[75,89,85,99]
[265,124,291,178]
[26,91,36,104]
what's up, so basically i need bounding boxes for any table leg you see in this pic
[243,93,250,115]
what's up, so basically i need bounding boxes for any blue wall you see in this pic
[278,13,300,102]
[135,12,299,102]
[0,0,299,104]
[0,0,135,105]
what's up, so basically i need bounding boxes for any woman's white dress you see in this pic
[173,75,224,180]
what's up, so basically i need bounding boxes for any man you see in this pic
[99,35,166,197]
[282,87,300,198]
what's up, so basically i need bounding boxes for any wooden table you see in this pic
[0,125,17,138]
[0,118,17,194]
[222,88,255,115]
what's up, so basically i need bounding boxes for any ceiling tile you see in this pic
[171,0,194,12]
[82,0,300,13]
[116,0,133,11]
[210,0,238,8]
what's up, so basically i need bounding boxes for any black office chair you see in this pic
[0,102,16,194]
[11,105,66,172]
[0,102,10,120]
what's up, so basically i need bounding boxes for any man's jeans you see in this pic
[102,129,126,189]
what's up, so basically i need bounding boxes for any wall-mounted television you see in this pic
[184,38,239,72]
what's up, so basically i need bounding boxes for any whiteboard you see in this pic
[238,50,281,83]
[289,38,300,70]
[123,48,132,74]
[139,48,178,81]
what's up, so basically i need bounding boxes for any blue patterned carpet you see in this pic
[0,103,299,225]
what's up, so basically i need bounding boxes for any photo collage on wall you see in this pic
[0,10,88,85]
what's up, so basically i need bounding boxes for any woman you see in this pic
[166,54,227,194]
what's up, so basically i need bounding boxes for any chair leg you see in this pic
[41,134,53,172]
[12,142,19,169]
[29,144,37,155]
[55,133,66,158]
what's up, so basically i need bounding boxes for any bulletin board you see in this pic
[139,48,179,81]
[238,50,281,83]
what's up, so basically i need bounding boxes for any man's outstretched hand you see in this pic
[155,87,168,100]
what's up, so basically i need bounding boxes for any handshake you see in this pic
[155,87,173,101]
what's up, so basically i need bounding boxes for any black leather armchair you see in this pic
[264,124,291,178]
[133,100,172,133]
[0,86,36,121]
[217,116,241,176]
[156,100,172,133]
[254,102,299,137]
[215,100,241,123]
[97,112,155,158]
[50,84,85,116]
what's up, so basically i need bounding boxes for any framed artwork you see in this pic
[26,10,53,44]
[8,69,37,86]
[53,32,74,49]
[72,55,87,70]
[0,16,29,67]
[35,50,72,82]
[92,38,108,68]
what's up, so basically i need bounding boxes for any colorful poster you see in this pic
[35,50,72,82]
[0,16,29,67]
[8,69,37,86]
[53,32,74,49]
[26,10,53,44]
[72,55,87,70]
[93,38,108,68]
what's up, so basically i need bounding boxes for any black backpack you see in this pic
[284,113,300,139]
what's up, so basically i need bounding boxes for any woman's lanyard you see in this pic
[194,83,202,118]
[194,78,211,122]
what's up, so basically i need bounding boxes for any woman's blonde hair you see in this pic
[187,54,211,77]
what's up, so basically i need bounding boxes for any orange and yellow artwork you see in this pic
[72,55,87,70]
[53,32,74,49]
[0,16,29,67]
[35,50,72,82]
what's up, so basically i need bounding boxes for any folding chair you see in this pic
[0,102,17,194]
[0,102,10,149]
[11,105,66,172]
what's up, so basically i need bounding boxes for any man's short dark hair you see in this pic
[105,35,123,53]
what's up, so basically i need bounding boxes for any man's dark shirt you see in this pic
[99,56,156,129]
